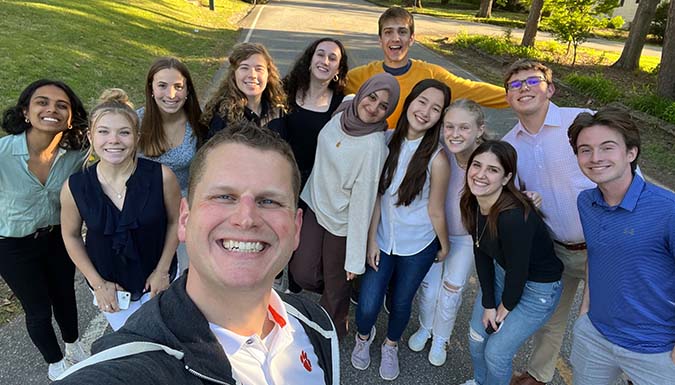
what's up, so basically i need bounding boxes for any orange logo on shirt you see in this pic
[300,351,312,372]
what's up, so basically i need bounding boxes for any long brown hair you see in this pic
[139,57,206,156]
[379,79,451,206]
[201,43,286,126]
[459,140,535,238]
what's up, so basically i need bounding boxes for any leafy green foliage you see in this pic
[543,0,619,64]
[564,73,621,102]
[650,0,670,43]
[629,93,675,124]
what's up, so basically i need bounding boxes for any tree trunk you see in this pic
[612,0,660,70]
[521,0,544,46]
[657,0,675,99]
[476,0,493,18]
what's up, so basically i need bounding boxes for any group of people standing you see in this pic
[1,5,673,385]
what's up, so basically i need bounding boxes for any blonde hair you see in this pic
[85,88,139,165]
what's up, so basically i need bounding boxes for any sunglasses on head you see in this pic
[507,76,547,91]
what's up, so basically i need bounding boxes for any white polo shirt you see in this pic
[209,290,325,385]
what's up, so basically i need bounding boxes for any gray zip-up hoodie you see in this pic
[54,273,339,385]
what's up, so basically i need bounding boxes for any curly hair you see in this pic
[140,57,207,156]
[1,79,88,150]
[283,38,348,111]
[202,43,286,126]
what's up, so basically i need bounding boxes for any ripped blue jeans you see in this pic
[468,262,562,385]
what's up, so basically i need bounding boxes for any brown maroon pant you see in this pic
[289,207,349,338]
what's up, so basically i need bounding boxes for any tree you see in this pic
[545,0,619,65]
[521,0,544,46]
[612,0,661,70]
[476,0,494,18]
[657,0,675,99]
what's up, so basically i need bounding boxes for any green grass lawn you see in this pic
[0,0,249,113]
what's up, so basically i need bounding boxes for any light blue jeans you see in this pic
[468,263,562,385]
[571,313,675,385]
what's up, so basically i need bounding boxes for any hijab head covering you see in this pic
[336,73,400,137]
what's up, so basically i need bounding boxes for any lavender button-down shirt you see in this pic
[502,102,595,244]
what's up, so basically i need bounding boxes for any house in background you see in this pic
[612,0,668,27]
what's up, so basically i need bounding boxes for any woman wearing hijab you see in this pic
[290,73,400,338]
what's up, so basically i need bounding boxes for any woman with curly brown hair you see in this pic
[202,43,286,140]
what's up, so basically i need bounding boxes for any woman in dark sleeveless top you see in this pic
[60,89,181,331]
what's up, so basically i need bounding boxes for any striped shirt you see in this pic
[579,174,675,353]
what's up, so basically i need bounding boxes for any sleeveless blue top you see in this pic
[69,158,177,300]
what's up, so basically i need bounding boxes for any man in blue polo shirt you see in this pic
[567,106,675,384]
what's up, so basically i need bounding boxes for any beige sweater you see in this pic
[301,112,388,274]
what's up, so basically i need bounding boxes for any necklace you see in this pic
[98,163,134,200]
[475,206,488,248]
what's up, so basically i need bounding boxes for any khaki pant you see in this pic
[527,243,587,382]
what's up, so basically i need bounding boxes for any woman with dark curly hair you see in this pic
[284,37,348,187]
[202,43,286,139]
[0,79,89,380]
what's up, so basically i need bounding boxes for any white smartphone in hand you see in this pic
[116,291,131,310]
[93,290,131,310]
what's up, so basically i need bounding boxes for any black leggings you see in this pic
[0,227,79,363]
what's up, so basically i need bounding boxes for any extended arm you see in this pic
[428,151,450,262]
[145,165,181,298]
[60,179,120,311]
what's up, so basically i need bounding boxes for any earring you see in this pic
[333,74,339,82]
[151,93,154,98]
[24,117,30,124]
[68,124,73,129]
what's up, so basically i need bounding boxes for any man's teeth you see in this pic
[222,240,264,252]
[390,45,401,49]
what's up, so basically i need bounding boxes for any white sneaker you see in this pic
[428,338,447,366]
[379,342,399,381]
[48,359,68,381]
[407,327,431,352]
[65,340,89,364]
[459,380,477,385]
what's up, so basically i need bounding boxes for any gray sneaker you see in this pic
[351,326,376,370]
[379,342,400,381]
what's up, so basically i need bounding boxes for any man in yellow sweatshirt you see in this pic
[346,6,508,128]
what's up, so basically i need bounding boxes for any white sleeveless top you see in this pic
[376,136,442,256]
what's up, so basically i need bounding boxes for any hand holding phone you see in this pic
[116,291,131,310]
[485,321,501,335]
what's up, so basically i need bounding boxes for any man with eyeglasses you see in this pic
[501,59,595,385]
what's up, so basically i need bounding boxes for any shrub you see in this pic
[607,15,625,29]
[629,93,675,124]
[564,73,621,103]
[649,0,670,43]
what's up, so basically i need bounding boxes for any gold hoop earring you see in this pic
[333,74,339,82]
[24,117,30,124]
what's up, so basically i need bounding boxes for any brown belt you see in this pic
[554,240,587,251]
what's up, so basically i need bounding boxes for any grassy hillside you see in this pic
[0,0,249,111]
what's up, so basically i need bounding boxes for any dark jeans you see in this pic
[289,207,350,338]
[356,238,440,341]
[0,228,79,363]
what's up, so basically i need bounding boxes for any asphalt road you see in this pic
[0,0,628,384]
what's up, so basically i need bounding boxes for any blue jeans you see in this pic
[469,262,562,385]
[356,238,439,341]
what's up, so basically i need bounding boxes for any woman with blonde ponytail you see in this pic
[60,89,181,331]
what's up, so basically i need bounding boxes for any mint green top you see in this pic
[0,132,86,237]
